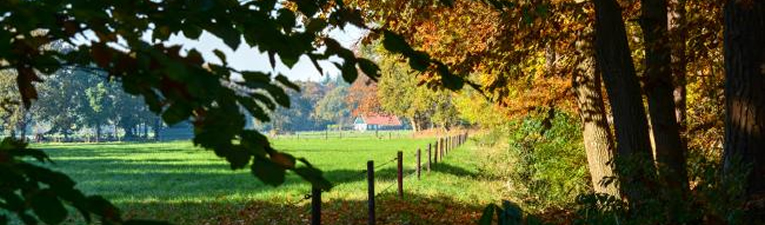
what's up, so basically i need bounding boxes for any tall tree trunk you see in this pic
[640,0,689,194]
[573,30,619,196]
[153,118,162,141]
[95,122,101,142]
[409,116,419,132]
[669,0,688,139]
[723,1,765,220]
[592,0,657,204]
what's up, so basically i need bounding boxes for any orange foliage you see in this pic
[346,76,383,117]
[356,0,592,118]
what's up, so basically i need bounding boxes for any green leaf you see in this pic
[264,85,291,108]
[251,156,286,186]
[0,192,25,212]
[357,58,380,80]
[293,165,332,191]
[226,145,251,170]
[30,190,68,225]
[237,96,270,122]
[213,49,227,65]
[275,74,300,91]
[16,66,42,109]
[340,62,358,83]
[437,64,464,90]
[161,103,192,125]
[182,25,203,40]
[276,8,296,32]
[207,21,241,50]
[305,19,328,34]
[408,51,431,71]
[293,0,320,16]
[382,30,412,54]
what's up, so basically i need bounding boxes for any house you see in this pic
[353,114,402,131]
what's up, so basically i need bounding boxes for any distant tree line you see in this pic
[0,67,157,142]
[257,63,463,134]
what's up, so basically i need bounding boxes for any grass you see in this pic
[33,135,506,224]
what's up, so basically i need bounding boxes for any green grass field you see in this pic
[34,135,505,224]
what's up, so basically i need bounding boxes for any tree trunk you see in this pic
[723,1,765,220]
[669,0,688,139]
[153,118,162,141]
[572,31,619,196]
[592,0,657,203]
[95,122,101,142]
[409,116,419,133]
[640,0,689,194]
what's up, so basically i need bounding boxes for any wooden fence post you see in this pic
[367,161,375,225]
[416,148,421,179]
[433,141,438,164]
[311,186,321,225]
[427,143,432,171]
[397,151,403,199]
[439,138,444,161]
[446,136,453,154]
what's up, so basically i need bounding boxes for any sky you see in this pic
[165,26,366,82]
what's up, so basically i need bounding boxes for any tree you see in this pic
[377,55,425,132]
[591,0,659,207]
[354,0,618,197]
[31,68,91,140]
[83,82,111,142]
[1,0,461,223]
[640,0,689,196]
[268,86,315,132]
[722,1,765,219]
[111,83,156,140]
[314,85,351,130]
[572,27,619,196]
[346,76,383,117]
[375,44,459,132]
[0,71,29,139]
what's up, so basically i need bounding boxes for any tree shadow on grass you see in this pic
[431,163,480,178]
[105,192,487,225]
[323,162,482,186]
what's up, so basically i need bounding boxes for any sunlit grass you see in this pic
[33,135,504,223]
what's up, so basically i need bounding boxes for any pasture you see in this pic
[35,134,505,224]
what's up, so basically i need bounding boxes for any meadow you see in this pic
[34,133,506,224]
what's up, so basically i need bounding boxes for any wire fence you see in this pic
[282,132,470,225]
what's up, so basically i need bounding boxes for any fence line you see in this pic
[290,132,470,225]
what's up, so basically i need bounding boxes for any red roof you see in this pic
[361,114,402,126]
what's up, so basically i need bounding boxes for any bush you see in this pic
[477,112,590,212]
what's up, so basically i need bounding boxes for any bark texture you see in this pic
[669,0,688,136]
[640,0,689,193]
[723,1,765,220]
[592,0,656,202]
[573,32,619,196]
